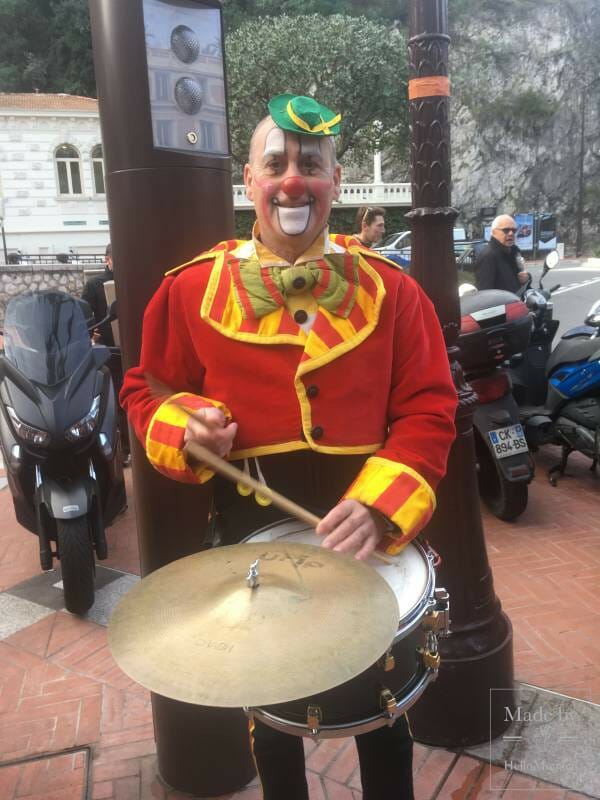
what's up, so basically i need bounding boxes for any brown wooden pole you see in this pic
[88,1,255,793]
[406,0,516,746]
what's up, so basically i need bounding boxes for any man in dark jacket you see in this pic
[475,215,529,292]
[82,243,115,345]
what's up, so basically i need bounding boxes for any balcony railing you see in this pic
[4,252,105,267]
[232,182,411,209]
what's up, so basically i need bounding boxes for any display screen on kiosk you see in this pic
[142,0,228,156]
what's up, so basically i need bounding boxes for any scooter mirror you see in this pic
[544,250,560,270]
[584,299,600,328]
[458,283,477,297]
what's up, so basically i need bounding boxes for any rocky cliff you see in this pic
[449,0,600,250]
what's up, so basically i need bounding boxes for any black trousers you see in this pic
[251,716,414,800]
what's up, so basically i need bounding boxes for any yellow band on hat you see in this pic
[286,100,341,135]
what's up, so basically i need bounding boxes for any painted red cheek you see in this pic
[253,178,277,218]
[281,176,307,198]
[305,178,331,200]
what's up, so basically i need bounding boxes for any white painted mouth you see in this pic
[276,204,310,236]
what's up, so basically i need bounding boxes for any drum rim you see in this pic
[245,663,437,739]
[242,517,436,632]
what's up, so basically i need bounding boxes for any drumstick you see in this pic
[183,438,394,565]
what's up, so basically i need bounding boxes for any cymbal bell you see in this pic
[108,542,399,708]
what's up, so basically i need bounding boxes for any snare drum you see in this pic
[243,519,450,739]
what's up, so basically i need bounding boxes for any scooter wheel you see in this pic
[476,436,529,521]
[57,517,96,615]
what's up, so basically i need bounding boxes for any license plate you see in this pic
[488,424,528,459]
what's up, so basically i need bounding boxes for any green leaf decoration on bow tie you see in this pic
[230,254,359,321]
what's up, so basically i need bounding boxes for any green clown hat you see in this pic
[268,94,342,137]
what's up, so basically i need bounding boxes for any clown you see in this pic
[121,94,457,800]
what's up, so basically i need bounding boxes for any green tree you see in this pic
[0,0,53,92]
[223,0,400,31]
[46,0,95,96]
[226,14,408,172]
[0,0,94,96]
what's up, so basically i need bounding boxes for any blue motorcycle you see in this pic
[511,251,600,484]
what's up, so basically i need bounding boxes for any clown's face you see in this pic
[244,120,341,259]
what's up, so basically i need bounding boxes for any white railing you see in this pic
[232,182,411,209]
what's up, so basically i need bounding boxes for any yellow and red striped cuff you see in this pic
[145,392,232,484]
[342,456,436,555]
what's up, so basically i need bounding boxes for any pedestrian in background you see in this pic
[82,243,115,345]
[475,215,530,292]
[355,205,386,249]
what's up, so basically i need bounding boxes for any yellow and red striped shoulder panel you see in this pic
[354,248,405,271]
[329,233,361,249]
[328,234,403,271]
[165,240,245,277]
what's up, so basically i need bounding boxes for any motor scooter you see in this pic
[511,250,600,484]
[458,285,534,520]
[0,290,126,614]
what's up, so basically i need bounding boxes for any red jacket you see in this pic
[121,234,457,554]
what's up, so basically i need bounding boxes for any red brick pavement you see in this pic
[0,749,88,800]
[0,445,598,799]
[483,447,600,705]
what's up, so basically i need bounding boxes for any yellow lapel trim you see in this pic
[200,249,385,356]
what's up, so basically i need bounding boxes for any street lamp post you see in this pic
[406,0,516,746]
[576,87,586,258]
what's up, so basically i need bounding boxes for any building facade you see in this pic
[0,93,109,261]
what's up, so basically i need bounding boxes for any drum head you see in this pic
[244,519,432,622]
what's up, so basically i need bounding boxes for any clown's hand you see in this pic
[316,500,387,560]
[183,407,238,459]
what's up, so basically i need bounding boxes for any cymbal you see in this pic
[108,542,399,708]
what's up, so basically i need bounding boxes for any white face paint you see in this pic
[277,205,311,235]
[263,126,286,157]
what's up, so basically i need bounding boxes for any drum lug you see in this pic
[430,587,450,637]
[377,647,395,672]
[306,704,322,736]
[417,647,441,671]
[421,609,440,632]
[379,687,398,720]
[417,631,441,671]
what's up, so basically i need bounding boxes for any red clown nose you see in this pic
[281,176,307,198]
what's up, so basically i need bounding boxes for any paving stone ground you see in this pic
[0,444,598,799]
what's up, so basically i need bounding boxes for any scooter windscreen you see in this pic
[4,291,91,387]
